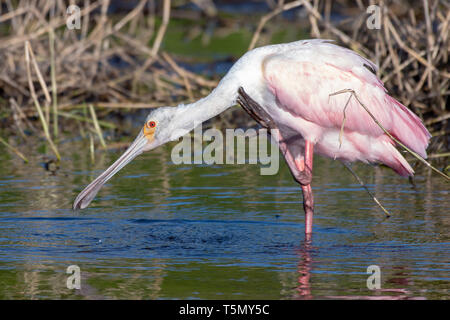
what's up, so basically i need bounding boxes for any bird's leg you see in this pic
[296,141,314,235]
[271,134,315,235]
[237,87,315,235]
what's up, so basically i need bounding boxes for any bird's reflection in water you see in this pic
[295,234,313,299]
[292,235,428,300]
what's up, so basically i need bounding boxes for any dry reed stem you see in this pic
[24,41,60,161]
[59,111,114,128]
[0,1,102,49]
[113,0,147,32]
[428,152,450,159]
[89,132,95,164]
[151,0,171,56]
[27,40,51,104]
[49,29,58,138]
[248,0,303,51]
[0,135,29,163]
[299,0,370,55]
[0,6,27,24]
[88,104,107,148]
[342,162,391,217]
[9,99,27,139]
[162,52,194,101]
[330,89,449,181]
[10,98,37,133]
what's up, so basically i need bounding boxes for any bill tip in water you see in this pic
[72,199,81,211]
[72,195,89,210]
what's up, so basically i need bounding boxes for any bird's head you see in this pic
[141,106,179,150]
[73,106,184,210]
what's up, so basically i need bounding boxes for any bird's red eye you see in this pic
[147,121,156,128]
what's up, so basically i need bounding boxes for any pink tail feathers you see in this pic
[376,97,431,177]
[380,141,415,177]
[388,96,431,159]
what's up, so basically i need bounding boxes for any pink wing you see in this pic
[263,43,431,175]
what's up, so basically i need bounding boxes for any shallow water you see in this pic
[0,140,448,299]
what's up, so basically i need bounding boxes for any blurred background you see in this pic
[0,0,448,166]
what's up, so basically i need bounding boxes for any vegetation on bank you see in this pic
[0,0,448,174]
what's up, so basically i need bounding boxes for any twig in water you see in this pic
[342,163,391,218]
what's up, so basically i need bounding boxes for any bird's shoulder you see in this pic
[261,40,380,86]
[256,41,396,137]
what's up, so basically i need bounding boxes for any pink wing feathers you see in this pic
[263,42,431,176]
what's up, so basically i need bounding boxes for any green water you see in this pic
[0,138,448,299]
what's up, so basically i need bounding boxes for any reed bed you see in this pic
[0,0,216,159]
[0,0,448,173]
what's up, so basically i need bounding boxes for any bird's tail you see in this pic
[388,96,431,159]
[379,139,415,177]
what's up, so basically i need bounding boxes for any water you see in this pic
[0,141,448,299]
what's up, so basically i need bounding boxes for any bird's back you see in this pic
[245,40,431,176]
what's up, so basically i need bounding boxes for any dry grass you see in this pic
[0,0,215,145]
[0,0,448,172]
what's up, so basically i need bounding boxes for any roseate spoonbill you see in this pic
[73,39,431,235]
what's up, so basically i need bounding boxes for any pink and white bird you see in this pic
[73,40,431,235]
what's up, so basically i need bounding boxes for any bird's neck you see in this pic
[173,76,239,133]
